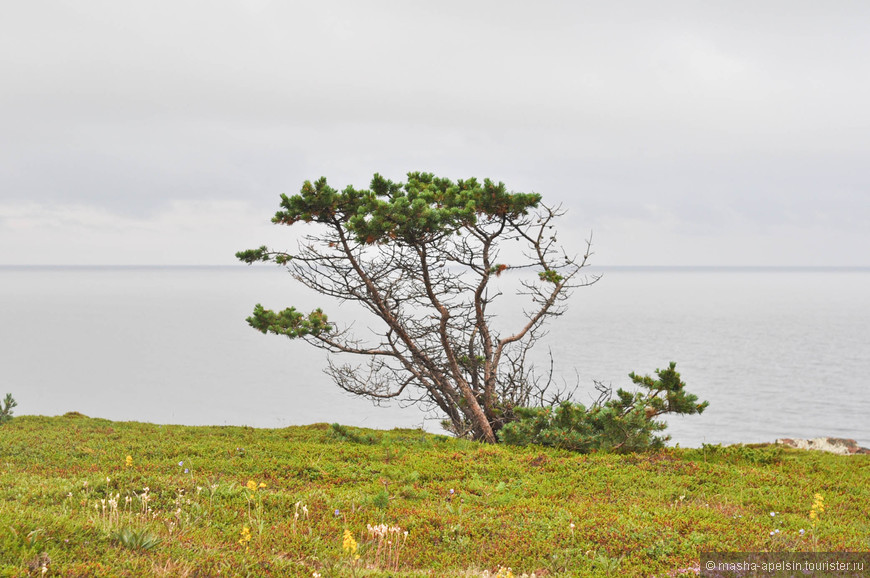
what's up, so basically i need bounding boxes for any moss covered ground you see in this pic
[0,414,867,576]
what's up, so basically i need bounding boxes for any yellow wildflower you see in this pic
[809,493,824,526]
[125,455,133,468]
[238,525,252,547]
[342,528,359,558]
[246,480,257,491]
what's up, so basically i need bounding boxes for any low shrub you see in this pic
[0,393,17,425]
[499,362,707,453]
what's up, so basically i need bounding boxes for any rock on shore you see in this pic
[775,437,870,455]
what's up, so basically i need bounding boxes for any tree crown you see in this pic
[242,172,541,252]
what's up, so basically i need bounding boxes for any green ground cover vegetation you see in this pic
[1,414,867,576]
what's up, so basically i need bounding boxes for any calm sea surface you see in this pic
[1,266,868,448]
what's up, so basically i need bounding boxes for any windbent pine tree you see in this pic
[237,172,596,443]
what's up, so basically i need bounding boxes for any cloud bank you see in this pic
[1,1,868,265]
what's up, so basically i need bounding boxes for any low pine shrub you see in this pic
[0,393,17,425]
[499,362,707,453]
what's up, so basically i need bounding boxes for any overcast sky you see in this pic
[1,1,868,266]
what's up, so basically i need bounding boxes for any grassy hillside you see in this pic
[0,414,867,576]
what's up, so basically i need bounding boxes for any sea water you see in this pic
[1,266,867,448]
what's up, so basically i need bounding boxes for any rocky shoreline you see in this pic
[775,437,870,455]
